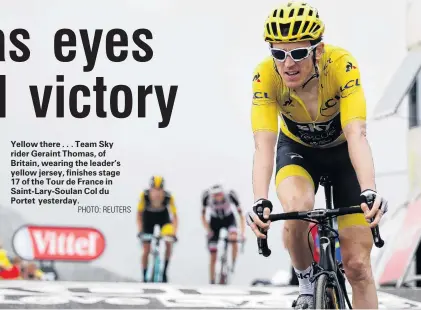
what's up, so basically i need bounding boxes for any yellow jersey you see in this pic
[251,44,366,148]
[137,189,177,214]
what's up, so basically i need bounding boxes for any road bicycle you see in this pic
[217,235,245,285]
[141,227,177,283]
[255,175,384,309]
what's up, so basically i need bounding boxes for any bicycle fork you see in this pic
[218,241,230,284]
[147,239,162,283]
[311,229,349,308]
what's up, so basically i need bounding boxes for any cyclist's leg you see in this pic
[162,223,175,257]
[142,243,151,282]
[141,211,155,282]
[330,142,377,309]
[275,133,319,308]
[226,214,238,270]
[208,216,221,284]
[160,215,174,283]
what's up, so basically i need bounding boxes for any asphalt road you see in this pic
[0,281,420,309]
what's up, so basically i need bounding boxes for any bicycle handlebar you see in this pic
[226,238,246,243]
[139,233,177,243]
[257,206,384,257]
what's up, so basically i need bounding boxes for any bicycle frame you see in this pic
[143,232,175,283]
[313,177,341,274]
[217,235,245,285]
[143,233,163,283]
[218,237,231,285]
[309,176,350,308]
[311,219,350,308]
[151,236,162,283]
[256,174,384,309]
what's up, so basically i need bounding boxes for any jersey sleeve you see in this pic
[201,190,209,214]
[137,191,145,212]
[251,59,279,134]
[168,194,177,215]
[335,54,367,129]
[228,190,242,213]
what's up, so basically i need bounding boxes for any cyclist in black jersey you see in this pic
[201,184,245,284]
[137,176,178,283]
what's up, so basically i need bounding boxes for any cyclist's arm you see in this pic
[229,190,245,236]
[344,120,375,191]
[137,192,145,233]
[337,55,376,191]
[251,64,279,200]
[253,132,277,200]
[201,191,211,232]
[169,196,178,235]
[238,210,245,237]
[137,212,143,233]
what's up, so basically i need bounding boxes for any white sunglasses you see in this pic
[270,42,320,62]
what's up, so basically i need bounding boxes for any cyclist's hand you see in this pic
[360,189,389,228]
[206,229,214,239]
[246,198,273,239]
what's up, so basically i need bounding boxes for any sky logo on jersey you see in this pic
[297,120,334,132]
[12,225,106,261]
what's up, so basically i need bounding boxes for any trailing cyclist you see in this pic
[137,176,178,283]
[201,184,245,284]
[246,2,389,309]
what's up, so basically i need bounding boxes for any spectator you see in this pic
[11,257,23,279]
[22,262,44,280]
[0,249,20,280]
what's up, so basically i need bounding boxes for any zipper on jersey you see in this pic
[288,75,323,124]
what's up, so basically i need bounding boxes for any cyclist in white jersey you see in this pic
[201,184,245,284]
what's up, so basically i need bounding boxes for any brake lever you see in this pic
[256,206,271,257]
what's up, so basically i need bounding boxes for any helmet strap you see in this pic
[301,50,319,89]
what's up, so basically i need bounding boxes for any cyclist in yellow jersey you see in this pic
[137,176,178,283]
[245,2,389,309]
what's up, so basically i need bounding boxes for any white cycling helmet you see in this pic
[209,184,224,196]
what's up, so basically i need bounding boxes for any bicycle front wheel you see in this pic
[218,260,228,285]
[153,255,161,282]
[314,274,345,309]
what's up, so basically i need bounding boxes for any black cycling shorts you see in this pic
[275,131,363,212]
[142,210,173,242]
[208,214,237,251]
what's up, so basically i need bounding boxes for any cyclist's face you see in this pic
[212,192,225,203]
[149,187,164,201]
[271,41,323,89]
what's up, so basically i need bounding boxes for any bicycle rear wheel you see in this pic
[314,274,345,309]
